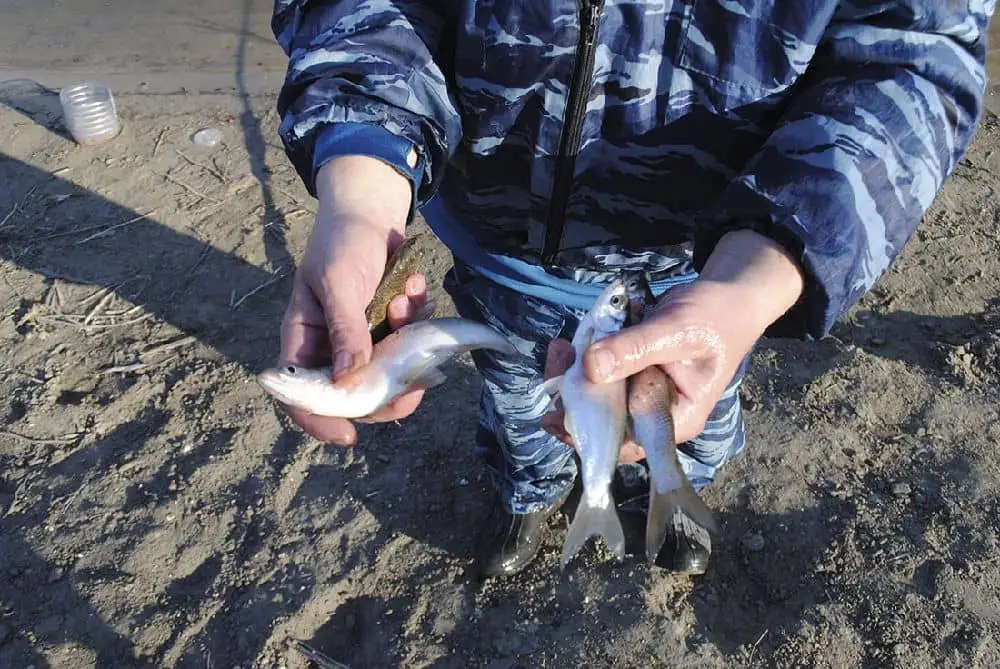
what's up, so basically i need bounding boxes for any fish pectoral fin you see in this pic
[541,375,563,398]
[408,367,447,391]
[563,410,575,439]
[400,356,448,392]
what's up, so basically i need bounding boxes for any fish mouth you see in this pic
[256,370,300,407]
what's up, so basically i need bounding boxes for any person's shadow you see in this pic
[0,85,480,666]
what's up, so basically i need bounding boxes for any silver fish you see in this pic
[258,317,517,419]
[627,366,718,563]
[547,279,630,568]
[622,272,718,563]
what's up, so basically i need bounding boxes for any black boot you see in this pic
[612,462,712,575]
[653,507,712,575]
[474,486,573,578]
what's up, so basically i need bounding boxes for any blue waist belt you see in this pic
[421,196,697,311]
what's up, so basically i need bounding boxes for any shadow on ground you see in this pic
[0,140,483,665]
[4,97,999,667]
[0,78,74,141]
[288,479,856,667]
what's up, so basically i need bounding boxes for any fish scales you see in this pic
[623,272,718,564]
[557,279,631,567]
[366,232,435,344]
[258,317,517,419]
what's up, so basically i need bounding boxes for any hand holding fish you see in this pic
[277,156,426,446]
[543,230,805,451]
[542,339,648,463]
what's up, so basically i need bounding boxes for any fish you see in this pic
[545,279,631,568]
[257,317,517,419]
[621,272,718,563]
[366,233,437,344]
[627,365,719,563]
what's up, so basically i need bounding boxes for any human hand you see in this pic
[278,156,425,445]
[542,230,805,454]
[540,338,649,463]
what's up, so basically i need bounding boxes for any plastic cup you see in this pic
[59,82,121,146]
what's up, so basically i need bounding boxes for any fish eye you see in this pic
[610,294,625,308]
[285,365,296,374]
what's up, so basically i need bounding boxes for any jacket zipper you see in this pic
[541,0,604,266]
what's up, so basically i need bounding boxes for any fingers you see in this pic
[582,318,722,385]
[538,339,657,463]
[541,410,574,447]
[357,387,425,424]
[540,338,576,445]
[316,275,374,379]
[386,273,427,331]
[618,438,646,464]
[284,405,359,446]
[581,323,652,384]
[279,274,331,367]
[544,337,574,379]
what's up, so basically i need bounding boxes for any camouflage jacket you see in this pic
[271,1,993,339]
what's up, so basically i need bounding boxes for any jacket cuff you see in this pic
[311,122,424,224]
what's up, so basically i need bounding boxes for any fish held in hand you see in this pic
[366,233,437,344]
[621,270,718,563]
[546,279,630,568]
[258,317,517,419]
[627,365,718,563]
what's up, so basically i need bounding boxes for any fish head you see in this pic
[256,364,339,413]
[591,278,630,335]
[622,271,655,326]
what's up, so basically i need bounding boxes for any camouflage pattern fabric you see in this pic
[271,1,994,341]
[443,259,747,515]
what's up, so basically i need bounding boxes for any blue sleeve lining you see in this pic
[311,121,424,223]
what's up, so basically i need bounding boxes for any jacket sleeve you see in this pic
[693,1,994,341]
[270,0,462,207]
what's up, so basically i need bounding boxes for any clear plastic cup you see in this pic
[59,82,121,146]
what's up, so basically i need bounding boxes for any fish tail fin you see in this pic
[645,483,718,563]
[561,494,626,568]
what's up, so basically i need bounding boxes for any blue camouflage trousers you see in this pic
[443,259,751,516]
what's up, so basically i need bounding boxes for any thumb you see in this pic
[317,271,374,379]
[582,321,709,384]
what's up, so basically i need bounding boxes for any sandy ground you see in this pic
[3,5,1000,668]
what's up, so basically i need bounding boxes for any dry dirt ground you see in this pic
[2,78,1000,668]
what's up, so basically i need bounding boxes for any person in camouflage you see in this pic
[268,1,995,578]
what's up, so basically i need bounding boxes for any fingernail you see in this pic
[591,346,616,380]
[388,295,408,320]
[405,274,425,297]
[333,351,354,376]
